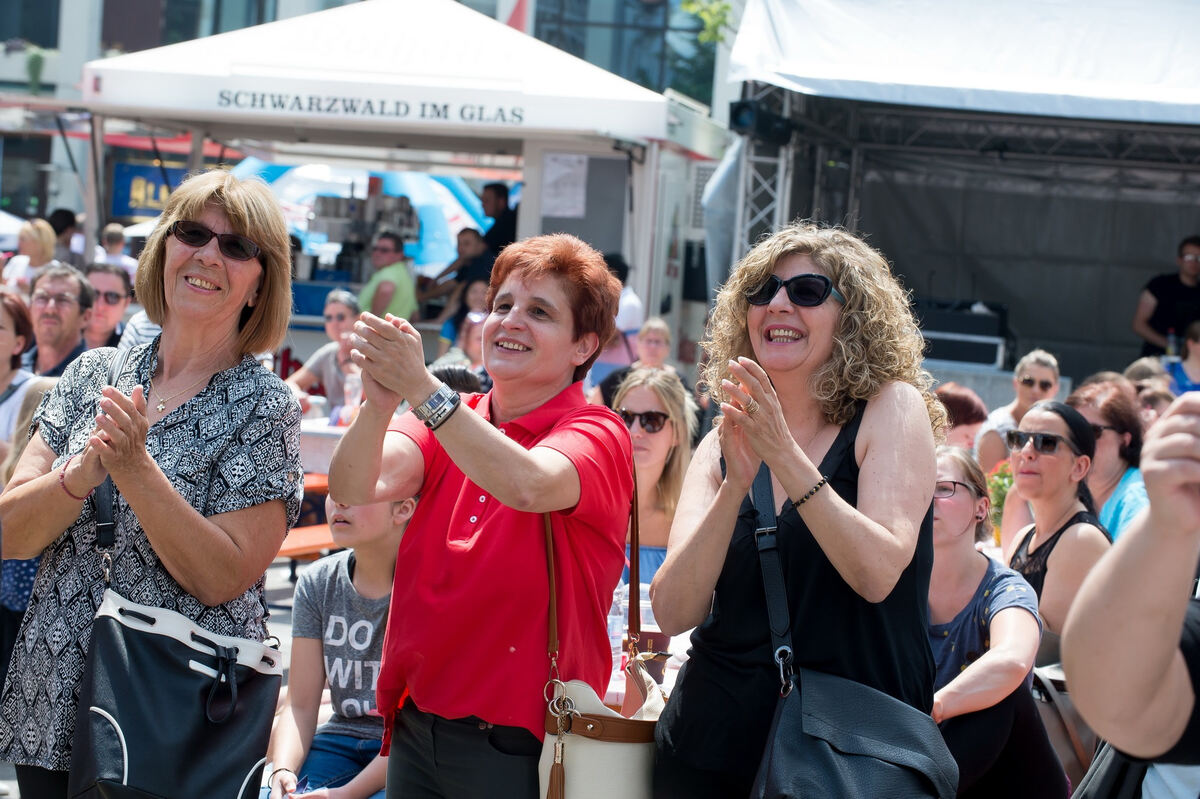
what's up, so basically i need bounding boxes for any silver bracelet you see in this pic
[412,383,461,430]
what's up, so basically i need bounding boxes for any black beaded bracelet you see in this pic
[792,475,828,509]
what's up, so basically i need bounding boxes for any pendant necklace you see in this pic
[149,371,211,413]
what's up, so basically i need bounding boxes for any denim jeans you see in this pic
[261,731,385,798]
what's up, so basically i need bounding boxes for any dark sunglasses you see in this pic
[1005,429,1081,456]
[169,221,261,262]
[746,273,845,307]
[1018,375,1055,392]
[1089,423,1117,439]
[618,409,670,434]
[95,290,128,306]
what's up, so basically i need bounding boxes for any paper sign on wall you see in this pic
[543,153,588,219]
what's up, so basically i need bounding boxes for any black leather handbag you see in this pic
[67,348,283,798]
[747,465,959,799]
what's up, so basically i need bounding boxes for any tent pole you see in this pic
[845,146,863,232]
[84,114,104,253]
[187,128,205,172]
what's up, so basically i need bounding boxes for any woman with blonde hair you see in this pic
[612,366,697,583]
[976,349,1061,473]
[0,169,302,796]
[3,219,57,295]
[651,222,948,795]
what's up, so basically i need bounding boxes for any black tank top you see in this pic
[1009,510,1106,598]
[656,402,936,779]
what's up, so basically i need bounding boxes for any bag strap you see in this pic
[544,512,558,671]
[1033,666,1092,768]
[751,462,796,695]
[627,476,642,645]
[94,348,133,555]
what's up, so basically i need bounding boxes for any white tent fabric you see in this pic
[730,0,1200,125]
[82,0,667,147]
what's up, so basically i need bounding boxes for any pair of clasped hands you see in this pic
[347,312,439,413]
[718,356,795,492]
[76,384,154,493]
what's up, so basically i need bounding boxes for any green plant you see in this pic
[681,0,733,44]
[987,460,1013,529]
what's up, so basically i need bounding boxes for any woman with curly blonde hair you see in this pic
[651,222,947,796]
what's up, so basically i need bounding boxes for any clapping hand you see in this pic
[91,386,151,480]
[1140,393,1200,540]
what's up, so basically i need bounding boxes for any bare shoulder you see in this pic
[1061,521,1113,554]
[862,381,928,424]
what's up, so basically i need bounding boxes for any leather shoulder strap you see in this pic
[94,347,133,551]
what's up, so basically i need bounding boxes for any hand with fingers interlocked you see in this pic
[719,356,810,472]
[350,312,439,410]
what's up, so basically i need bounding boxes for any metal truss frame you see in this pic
[732,82,795,256]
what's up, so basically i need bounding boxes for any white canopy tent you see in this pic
[730,0,1200,125]
[721,0,1200,381]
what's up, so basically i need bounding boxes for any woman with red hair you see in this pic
[328,233,634,799]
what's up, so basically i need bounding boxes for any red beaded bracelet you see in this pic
[58,454,94,501]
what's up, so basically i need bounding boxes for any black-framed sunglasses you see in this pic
[746,273,845,307]
[1005,429,1081,456]
[618,409,670,434]
[169,220,262,262]
[1090,423,1117,439]
[1018,375,1055,392]
[95,290,128,306]
[933,480,975,499]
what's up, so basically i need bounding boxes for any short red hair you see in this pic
[487,234,620,382]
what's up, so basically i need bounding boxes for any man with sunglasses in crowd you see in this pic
[359,231,418,322]
[21,265,93,378]
[82,263,132,350]
[1132,235,1200,357]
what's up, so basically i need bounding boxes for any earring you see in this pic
[976,513,986,521]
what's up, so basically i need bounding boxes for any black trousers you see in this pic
[386,699,541,798]
[940,680,1070,798]
[653,744,753,798]
[15,764,69,798]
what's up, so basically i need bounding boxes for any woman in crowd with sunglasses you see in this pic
[976,349,1061,474]
[928,446,1067,798]
[1005,402,1110,660]
[612,367,697,586]
[651,223,946,796]
[0,169,302,796]
[327,233,632,799]
[1065,381,1148,541]
[286,288,361,413]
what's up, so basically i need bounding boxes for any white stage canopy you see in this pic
[81,0,668,150]
[730,0,1200,125]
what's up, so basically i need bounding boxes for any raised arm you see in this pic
[651,423,758,635]
[933,607,1040,722]
[1063,394,1200,758]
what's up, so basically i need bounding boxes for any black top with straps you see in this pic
[655,403,936,780]
[1009,511,1107,599]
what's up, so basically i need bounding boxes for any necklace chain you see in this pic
[149,371,211,413]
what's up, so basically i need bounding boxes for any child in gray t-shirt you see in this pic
[265,495,417,799]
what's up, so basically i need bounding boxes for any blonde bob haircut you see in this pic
[703,222,946,434]
[136,169,292,355]
[612,366,698,519]
[19,219,56,265]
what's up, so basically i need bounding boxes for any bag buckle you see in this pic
[99,550,113,586]
[774,645,794,696]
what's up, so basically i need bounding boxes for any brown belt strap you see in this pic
[543,710,656,743]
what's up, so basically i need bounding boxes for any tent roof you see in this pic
[730,0,1200,126]
[82,0,668,151]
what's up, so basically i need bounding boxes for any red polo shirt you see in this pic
[377,382,633,746]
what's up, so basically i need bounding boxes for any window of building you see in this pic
[535,0,713,105]
[0,0,60,49]
[0,135,52,219]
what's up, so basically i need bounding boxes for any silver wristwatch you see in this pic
[412,383,461,430]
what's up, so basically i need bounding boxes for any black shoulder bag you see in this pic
[68,348,283,798]
[747,463,960,799]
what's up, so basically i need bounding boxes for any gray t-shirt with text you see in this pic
[293,549,390,739]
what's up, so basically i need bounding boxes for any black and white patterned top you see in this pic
[0,339,303,770]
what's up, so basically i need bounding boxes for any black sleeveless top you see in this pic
[656,403,936,779]
[1009,510,1106,598]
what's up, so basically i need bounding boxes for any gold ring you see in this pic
[745,399,761,416]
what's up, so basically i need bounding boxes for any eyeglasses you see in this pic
[169,221,261,262]
[1005,429,1081,456]
[746,273,845,307]
[933,480,975,499]
[30,292,79,308]
[324,312,349,323]
[1182,254,1200,263]
[618,409,670,434]
[1089,423,1117,438]
[95,290,128,306]
[1018,375,1055,392]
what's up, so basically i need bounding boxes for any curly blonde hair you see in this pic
[702,222,946,434]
